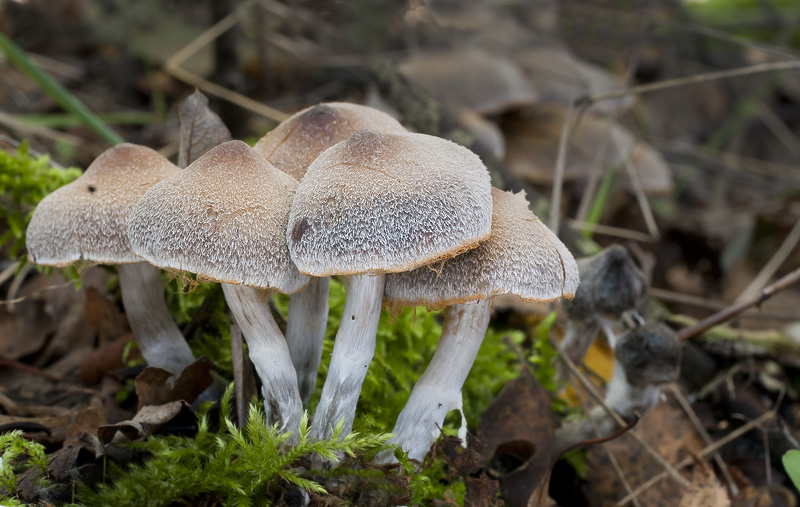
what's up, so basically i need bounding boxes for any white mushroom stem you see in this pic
[117,262,196,374]
[381,299,492,463]
[552,361,664,456]
[310,274,384,442]
[221,284,303,437]
[285,277,330,405]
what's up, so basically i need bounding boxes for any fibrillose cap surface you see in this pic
[385,187,579,310]
[615,322,681,387]
[27,143,180,267]
[287,129,493,277]
[253,102,406,181]
[128,140,308,294]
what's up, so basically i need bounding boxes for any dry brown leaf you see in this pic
[84,286,130,344]
[678,461,731,507]
[178,89,232,168]
[79,333,140,386]
[97,401,190,444]
[439,435,502,507]
[478,372,558,507]
[135,356,213,408]
[583,403,705,507]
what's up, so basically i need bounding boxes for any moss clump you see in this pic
[0,143,81,258]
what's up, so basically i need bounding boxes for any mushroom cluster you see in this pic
[27,101,579,463]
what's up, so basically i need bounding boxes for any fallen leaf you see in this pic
[439,435,502,507]
[135,356,213,408]
[178,89,232,168]
[84,286,130,344]
[79,333,140,386]
[97,401,191,444]
[478,372,558,507]
[678,460,731,507]
[583,403,704,506]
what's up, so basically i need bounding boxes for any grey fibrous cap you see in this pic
[287,129,493,277]
[27,143,180,267]
[128,140,309,294]
[253,102,406,181]
[385,187,578,310]
[615,322,681,387]
[564,244,648,322]
[399,48,539,115]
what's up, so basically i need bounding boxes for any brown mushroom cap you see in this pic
[512,45,634,115]
[505,104,635,184]
[385,187,579,310]
[287,129,493,277]
[27,143,180,267]
[253,102,406,181]
[128,141,308,293]
[399,48,539,115]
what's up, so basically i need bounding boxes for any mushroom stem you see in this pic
[552,362,662,456]
[221,284,303,436]
[382,299,492,463]
[555,319,599,385]
[285,277,330,405]
[310,274,384,441]
[117,262,196,374]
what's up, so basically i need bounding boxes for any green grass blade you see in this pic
[0,32,124,145]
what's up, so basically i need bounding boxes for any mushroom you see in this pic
[553,322,681,454]
[287,129,493,441]
[253,102,406,404]
[511,44,634,115]
[558,244,648,382]
[127,141,308,433]
[26,143,196,375]
[381,187,579,462]
[398,48,539,115]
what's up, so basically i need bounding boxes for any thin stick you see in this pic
[615,403,779,506]
[566,219,658,243]
[678,266,800,340]
[650,288,799,320]
[755,105,800,158]
[549,101,580,234]
[163,3,289,123]
[587,60,800,105]
[0,280,77,306]
[558,349,690,488]
[668,384,739,496]
[614,134,660,241]
[735,214,800,302]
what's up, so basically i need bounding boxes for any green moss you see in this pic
[0,142,81,258]
[0,430,49,504]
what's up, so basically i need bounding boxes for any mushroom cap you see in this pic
[128,140,308,293]
[564,244,648,322]
[385,187,578,309]
[505,104,635,184]
[399,48,539,115]
[615,322,681,387]
[512,44,634,115]
[287,129,493,277]
[27,143,180,267]
[253,102,406,181]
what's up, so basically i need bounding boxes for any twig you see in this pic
[566,219,658,243]
[755,105,800,158]
[668,384,738,496]
[0,358,60,381]
[615,397,780,505]
[163,3,289,123]
[677,266,800,340]
[558,348,690,488]
[614,134,660,241]
[549,101,581,234]
[0,280,78,306]
[735,213,800,302]
[587,60,800,105]
[649,288,800,321]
